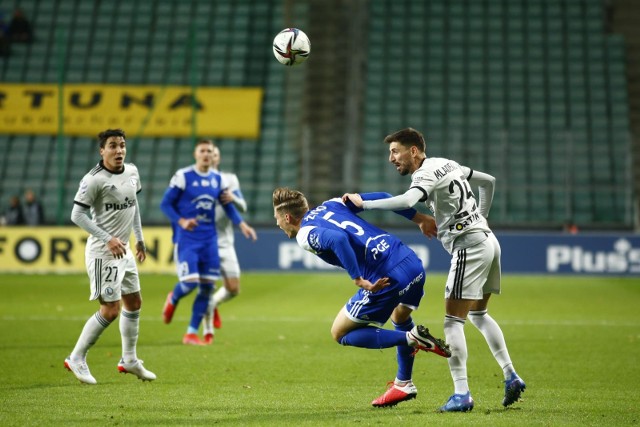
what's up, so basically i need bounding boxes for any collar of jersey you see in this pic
[100,160,125,175]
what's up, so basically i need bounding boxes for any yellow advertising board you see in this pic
[0,226,176,274]
[0,84,263,138]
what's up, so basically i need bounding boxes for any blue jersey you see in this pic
[160,166,242,243]
[296,198,417,281]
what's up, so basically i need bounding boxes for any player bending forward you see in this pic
[65,128,155,384]
[273,187,450,407]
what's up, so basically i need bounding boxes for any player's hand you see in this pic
[178,217,198,231]
[355,276,390,293]
[135,241,147,263]
[220,189,234,205]
[342,193,364,208]
[107,237,127,259]
[239,221,258,242]
[412,212,437,239]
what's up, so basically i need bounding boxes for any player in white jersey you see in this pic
[65,128,155,385]
[201,144,257,341]
[344,127,525,412]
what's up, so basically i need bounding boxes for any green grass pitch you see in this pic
[1,272,638,426]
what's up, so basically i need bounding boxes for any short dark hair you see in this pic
[383,127,426,153]
[98,129,126,148]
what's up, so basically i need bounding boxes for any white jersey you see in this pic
[411,157,491,254]
[73,162,142,257]
[214,170,244,248]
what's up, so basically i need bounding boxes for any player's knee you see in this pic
[330,327,344,343]
[224,279,240,295]
[101,305,120,322]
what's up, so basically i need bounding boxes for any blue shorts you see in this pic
[344,255,425,326]
[174,240,220,282]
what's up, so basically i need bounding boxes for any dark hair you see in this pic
[273,187,309,219]
[98,129,126,148]
[383,127,426,153]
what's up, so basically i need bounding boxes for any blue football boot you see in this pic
[503,372,526,407]
[439,392,474,412]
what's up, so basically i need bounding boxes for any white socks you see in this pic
[203,287,237,334]
[468,310,515,379]
[120,309,140,363]
[444,314,469,394]
[213,287,235,306]
[70,311,112,361]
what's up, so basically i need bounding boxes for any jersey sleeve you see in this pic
[73,173,98,208]
[297,225,362,279]
[160,170,185,222]
[168,169,186,190]
[409,168,435,202]
[130,163,142,193]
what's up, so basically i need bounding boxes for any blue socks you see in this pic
[339,326,408,349]
[393,317,415,382]
[171,281,198,304]
[188,283,213,334]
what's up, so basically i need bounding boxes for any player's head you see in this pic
[98,128,126,171]
[194,139,214,171]
[273,187,309,238]
[98,128,126,148]
[383,127,427,176]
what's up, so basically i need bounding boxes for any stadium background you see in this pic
[0,0,638,275]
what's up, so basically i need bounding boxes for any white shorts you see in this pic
[86,251,140,302]
[219,245,241,279]
[445,232,501,300]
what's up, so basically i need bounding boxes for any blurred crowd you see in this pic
[1,189,44,226]
[0,8,33,57]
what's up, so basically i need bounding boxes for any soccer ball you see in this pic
[272,28,310,66]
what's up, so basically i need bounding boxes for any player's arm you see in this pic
[343,190,436,238]
[132,202,146,262]
[361,192,419,220]
[220,199,257,241]
[160,180,197,231]
[71,203,127,258]
[465,168,495,218]
[219,188,248,212]
[343,188,424,211]
[221,175,248,212]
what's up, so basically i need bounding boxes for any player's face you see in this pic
[211,146,221,169]
[194,143,214,171]
[274,209,296,238]
[100,136,126,171]
[388,142,413,176]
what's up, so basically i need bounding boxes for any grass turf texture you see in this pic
[0,273,638,426]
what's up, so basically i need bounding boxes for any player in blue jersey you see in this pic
[160,139,256,345]
[273,187,451,407]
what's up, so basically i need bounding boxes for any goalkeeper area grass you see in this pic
[1,272,638,426]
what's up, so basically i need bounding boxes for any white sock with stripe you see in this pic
[120,309,140,363]
[70,311,112,362]
[444,314,469,394]
[468,309,515,379]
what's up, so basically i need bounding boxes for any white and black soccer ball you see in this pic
[272,28,310,66]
